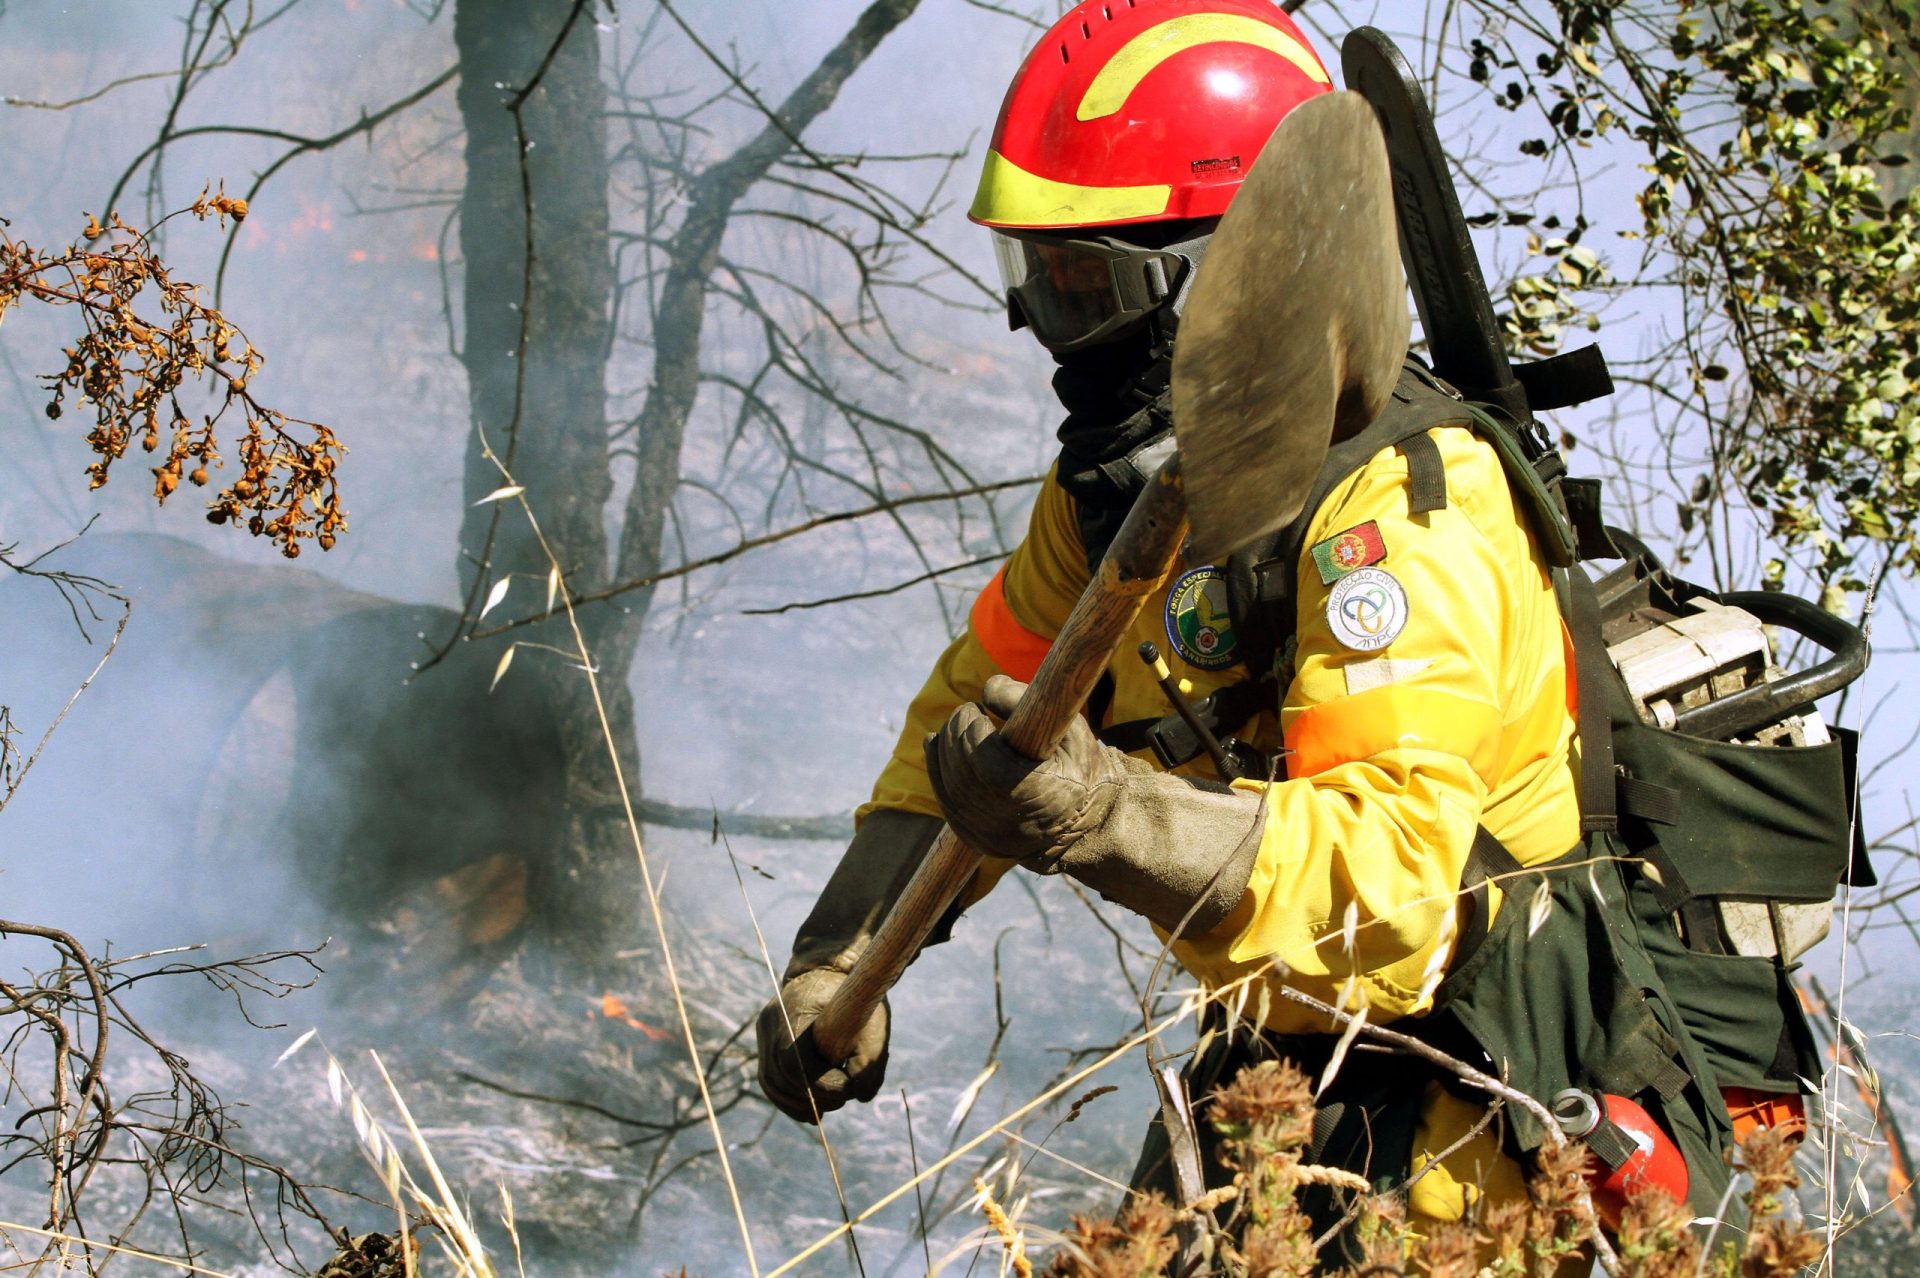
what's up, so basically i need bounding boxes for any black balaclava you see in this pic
[1045,221,1210,568]
[1051,319,1178,569]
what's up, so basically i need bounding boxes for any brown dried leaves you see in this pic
[3,191,342,559]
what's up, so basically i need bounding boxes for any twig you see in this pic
[96,66,459,299]
[740,553,1001,615]
[451,1071,684,1133]
[465,476,1037,640]
[0,598,128,816]
[960,0,1046,28]
[903,1090,935,1275]
[0,1220,235,1276]
[1265,983,1620,1272]
[637,798,850,841]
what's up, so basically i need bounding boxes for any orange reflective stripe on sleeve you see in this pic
[971,565,1054,682]
[1284,687,1503,784]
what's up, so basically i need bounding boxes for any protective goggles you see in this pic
[991,231,1198,352]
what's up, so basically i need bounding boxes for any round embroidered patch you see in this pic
[1325,566,1408,652]
[1164,565,1238,670]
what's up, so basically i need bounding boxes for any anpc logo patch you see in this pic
[1164,566,1238,670]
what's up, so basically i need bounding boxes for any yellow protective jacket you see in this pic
[858,420,1581,1218]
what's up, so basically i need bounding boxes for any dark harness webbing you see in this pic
[1093,361,1474,768]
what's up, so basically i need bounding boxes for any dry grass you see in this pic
[286,1033,518,1278]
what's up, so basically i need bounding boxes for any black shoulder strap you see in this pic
[1453,825,1527,973]
[1226,359,1482,682]
[1397,430,1448,515]
[1560,476,1620,561]
[1453,401,1577,570]
[1562,567,1620,834]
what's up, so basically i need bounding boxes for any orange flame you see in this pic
[595,992,672,1041]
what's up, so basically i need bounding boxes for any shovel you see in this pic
[812,91,1410,1064]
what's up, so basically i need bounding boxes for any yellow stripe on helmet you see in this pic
[969,149,1172,227]
[1076,14,1331,123]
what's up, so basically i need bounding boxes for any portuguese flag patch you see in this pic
[1311,521,1388,585]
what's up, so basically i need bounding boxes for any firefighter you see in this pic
[760,0,1585,1233]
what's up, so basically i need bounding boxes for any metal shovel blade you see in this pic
[1173,91,1411,565]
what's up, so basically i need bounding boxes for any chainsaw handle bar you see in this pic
[811,459,1190,1064]
[1671,591,1870,742]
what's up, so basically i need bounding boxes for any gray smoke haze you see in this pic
[1,2,1917,1273]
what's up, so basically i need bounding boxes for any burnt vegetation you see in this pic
[0,0,1917,1275]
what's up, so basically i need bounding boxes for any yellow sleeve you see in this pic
[857,467,1091,906]
[1171,428,1573,1029]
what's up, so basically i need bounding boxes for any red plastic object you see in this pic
[1722,1086,1808,1145]
[1555,1089,1690,1226]
[1593,1094,1690,1217]
[968,0,1333,230]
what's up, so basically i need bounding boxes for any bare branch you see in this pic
[467,475,1037,640]
[739,552,1001,616]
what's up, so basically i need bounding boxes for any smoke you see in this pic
[0,2,1133,1271]
[2,2,1918,1273]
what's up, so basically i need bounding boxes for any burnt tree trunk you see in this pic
[449,0,926,971]
[454,0,632,966]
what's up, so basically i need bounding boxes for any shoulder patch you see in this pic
[1310,521,1388,585]
[1164,565,1237,670]
[1325,567,1408,652]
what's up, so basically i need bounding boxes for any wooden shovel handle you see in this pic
[813,459,1190,1064]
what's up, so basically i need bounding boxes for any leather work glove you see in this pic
[755,809,943,1123]
[756,969,889,1124]
[925,674,1265,936]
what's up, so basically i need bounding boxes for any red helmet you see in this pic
[968,0,1333,232]
[972,0,1332,350]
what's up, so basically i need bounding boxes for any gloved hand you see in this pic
[924,674,1145,863]
[755,809,943,1123]
[926,674,1265,935]
[755,968,889,1124]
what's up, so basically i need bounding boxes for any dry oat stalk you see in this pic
[975,1175,1034,1278]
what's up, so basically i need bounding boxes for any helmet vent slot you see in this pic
[1081,20,1091,38]
[1059,42,1070,63]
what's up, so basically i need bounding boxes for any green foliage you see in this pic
[1462,1,1920,601]
[1504,236,1609,355]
